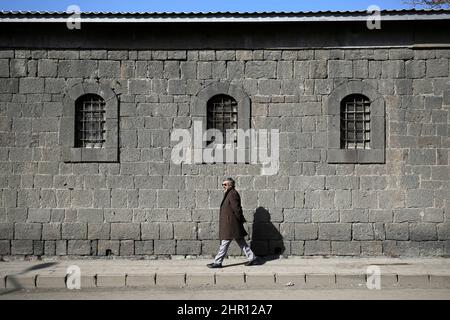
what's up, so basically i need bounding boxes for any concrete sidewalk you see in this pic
[1,256,450,291]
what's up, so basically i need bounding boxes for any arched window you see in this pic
[207,94,238,145]
[75,94,106,148]
[340,94,370,150]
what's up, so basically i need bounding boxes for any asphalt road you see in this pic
[1,287,449,300]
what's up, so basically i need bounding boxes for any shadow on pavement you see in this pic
[0,261,59,296]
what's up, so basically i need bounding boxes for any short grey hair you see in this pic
[224,177,235,187]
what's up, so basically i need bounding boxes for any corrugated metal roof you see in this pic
[0,9,450,23]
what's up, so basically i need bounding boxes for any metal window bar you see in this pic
[75,94,106,148]
[340,95,370,149]
[207,95,238,145]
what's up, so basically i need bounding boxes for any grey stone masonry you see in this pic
[0,45,449,258]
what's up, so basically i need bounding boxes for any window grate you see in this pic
[340,94,370,149]
[207,94,238,145]
[75,94,106,148]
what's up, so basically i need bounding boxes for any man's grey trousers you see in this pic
[214,238,256,265]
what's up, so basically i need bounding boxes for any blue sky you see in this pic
[0,0,441,12]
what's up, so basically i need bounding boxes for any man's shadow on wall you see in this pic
[249,207,285,265]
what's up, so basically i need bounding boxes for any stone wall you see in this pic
[0,47,449,257]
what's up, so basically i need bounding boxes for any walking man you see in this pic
[207,177,257,268]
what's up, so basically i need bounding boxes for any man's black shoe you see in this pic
[207,263,222,269]
[245,258,258,266]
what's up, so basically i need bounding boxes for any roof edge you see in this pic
[0,9,450,23]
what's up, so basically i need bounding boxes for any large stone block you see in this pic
[28,208,51,223]
[104,209,133,222]
[0,78,18,93]
[11,240,33,255]
[158,222,174,239]
[378,191,405,209]
[120,240,135,256]
[174,222,197,240]
[88,223,111,240]
[405,60,426,78]
[216,50,235,60]
[135,240,154,255]
[360,241,383,256]
[37,59,57,77]
[55,240,67,255]
[409,223,437,241]
[284,209,311,223]
[70,190,93,208]
[311,210,338,223]
[14,223,42,240]
[318,223,351,240]
[176,240,201,255]
[98,61,120,78]
[325,176,359,189]
[352,223,374,240]
[309,60,327,79]
[277,61,293,79]
[97,240,120,255]
[163,61,179,78]
[389,48,414,60]
[258,79,281,95]
[405,189,434,207]
[437,223,450,240]
[129,79,151,94]
[180,61,197,79]
[426,59,449,77]
[0,240,10,255]
[294,223,318,240]
[67,240,91,255]
[157,190,179,208]
[289,176,325,190]
[333,190,351,209]
[62,223,87,240]
[393,208,422,223]
[431,166,450,181]
[245,61,276,78]
[168,79,186,94]
[154,240,176,255]
[331,241,361,256]
[385,223,409,240]
[353,60,368,78]
[110,223,140,240]
[44,241,57,256]
[197,222,217,240]
[0,223,14,239]
[42,223,61,240]
[360,176,387,190]
[381,60,405,78]
[141,223,159,240]
[58,60,97,78]
[274,191,294,209]
[304,241,331,255]
[328,60,352,78]
[138,189,157,209]
[352,190,378,209]
[227,61,244,79]
[340,209,368,223]
[10,59,27,77]
[19,77,44,93]
[77,209,104,223]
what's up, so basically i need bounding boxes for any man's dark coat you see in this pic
[219,187,248,240]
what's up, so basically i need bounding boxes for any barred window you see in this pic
[75,94,106,148]
[340,94,370,149]
[207,94,238,145]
